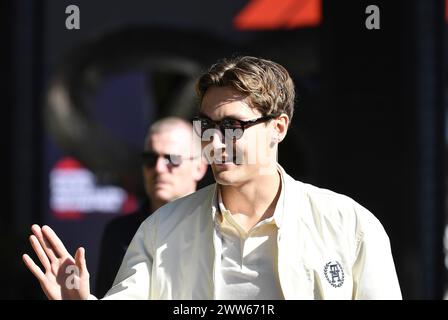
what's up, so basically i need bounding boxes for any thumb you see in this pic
[75,247,89,277]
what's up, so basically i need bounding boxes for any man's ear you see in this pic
[273,114,289,143]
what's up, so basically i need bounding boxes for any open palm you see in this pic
[22,225,90,300]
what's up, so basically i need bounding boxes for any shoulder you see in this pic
[299,181,363,215]
[141,183,216,228]
[301,179,377,219]
[286,174,388,241]
[159,183,216,214]
[132,184,216,250]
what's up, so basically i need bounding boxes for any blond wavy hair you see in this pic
[196,56,295,123]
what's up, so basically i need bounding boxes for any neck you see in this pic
[220,165,281,227]
[150,199,166,212]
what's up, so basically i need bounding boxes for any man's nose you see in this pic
[210,129,226,150]
[154,156,169,173]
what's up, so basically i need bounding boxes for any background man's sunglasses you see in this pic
[140,151,196,168]
[192,114,279,140]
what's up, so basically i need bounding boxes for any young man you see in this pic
[96,117,208,297]
[23,56,402,299]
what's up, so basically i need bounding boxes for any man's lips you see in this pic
[218,153,237,163]
[213,155,239,167]
[209,149,239,163]
[153,179,170,186]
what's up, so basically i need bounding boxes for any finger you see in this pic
[75,247,89,278]
[29,235,51,271]
[31,224,59,262]
[41,225,71,259]
[22,254,46,283]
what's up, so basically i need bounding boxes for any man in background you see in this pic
[96,117,207,297]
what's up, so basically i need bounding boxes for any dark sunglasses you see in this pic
[192,113,279,140]
[140,151,196,168]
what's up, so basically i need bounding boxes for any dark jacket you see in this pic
[96,201,150,298]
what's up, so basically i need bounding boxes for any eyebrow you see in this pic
[198,112,212,120]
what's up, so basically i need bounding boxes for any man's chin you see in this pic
[212,166,242,186]
[153,189,172,202]
[211,161,238,172]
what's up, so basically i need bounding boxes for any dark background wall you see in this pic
[1,0,445,299]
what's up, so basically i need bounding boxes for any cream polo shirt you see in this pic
[214,174,285,299]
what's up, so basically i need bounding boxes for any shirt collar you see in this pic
[211,164,286,229]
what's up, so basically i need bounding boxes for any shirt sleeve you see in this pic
[351,206,402,300]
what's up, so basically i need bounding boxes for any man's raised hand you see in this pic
[22,225,90,300]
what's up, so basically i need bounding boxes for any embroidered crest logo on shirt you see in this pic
[323,261,345,288]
